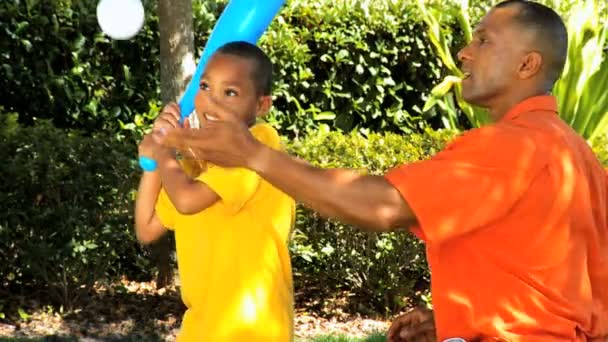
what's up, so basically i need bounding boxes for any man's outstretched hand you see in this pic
[387,307,436,342]
[163,120,262,169]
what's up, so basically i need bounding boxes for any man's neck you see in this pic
[488,89,549,121]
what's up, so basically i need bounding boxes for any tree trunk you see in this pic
[158,0,195,104]
[154,0,195,289]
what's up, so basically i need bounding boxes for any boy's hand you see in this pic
[138,102,183,162]
[154,102,182,131]
[387,307,436,342]
[138,133,163,159]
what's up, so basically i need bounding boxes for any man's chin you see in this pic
[461,91,484,107]
[461,92,476,106]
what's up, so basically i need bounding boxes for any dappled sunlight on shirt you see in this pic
[386,96,608,341]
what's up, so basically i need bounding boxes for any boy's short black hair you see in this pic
[215,41,273,96]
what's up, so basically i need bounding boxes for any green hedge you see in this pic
[0,115,152,308]
[592,135,608,166]
[260,0,448,135]
[0,0,160,133]
[287,128,456,314]
[0,0,449,136]
[0,116,454,312]
[2,117,606,313]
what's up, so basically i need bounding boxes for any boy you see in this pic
[135,41,295,341]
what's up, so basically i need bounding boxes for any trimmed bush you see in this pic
[260,0,447,136]
[0,115,152,308]
[592,135,608,167]
[287,128,457,314]
[0,0,160,133]
[2,115,605,314]
[0,0,449,137]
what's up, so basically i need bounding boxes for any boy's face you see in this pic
[194,53,271,127]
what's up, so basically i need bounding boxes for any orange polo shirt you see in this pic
[386,96,608,341]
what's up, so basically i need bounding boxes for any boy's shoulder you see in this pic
[249,123,281,150]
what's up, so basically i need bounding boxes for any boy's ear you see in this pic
[256,95,272,117]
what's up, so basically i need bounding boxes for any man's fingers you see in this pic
[399,319,436,340]
[162,130,189,150]
[423,330,437,342]
[163,128,205,150]
[387,314,413,342]
[387,308,436,342]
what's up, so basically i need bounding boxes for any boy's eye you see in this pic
[200,81,209,90]
[225,89,238,97]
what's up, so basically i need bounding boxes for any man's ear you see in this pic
[256,95,272,117]
[518,51,543,80]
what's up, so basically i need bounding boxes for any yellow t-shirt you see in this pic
[155,123,295,342]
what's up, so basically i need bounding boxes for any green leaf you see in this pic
[20,39,33,52]
[422,97,438,112]
[18,308,31,320]
[430,76,461,97]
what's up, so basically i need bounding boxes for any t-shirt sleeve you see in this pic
[155,188,177,230]
[385,127,547,243]
[196,165,261,215]
[196,123,282,215]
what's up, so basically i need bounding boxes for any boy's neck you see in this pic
[246,117,261,128]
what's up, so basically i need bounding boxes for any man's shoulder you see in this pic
[438,123,550,172]
[446,123,525,151]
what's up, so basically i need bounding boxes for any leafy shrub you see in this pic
[0,0,449,137]
[1,113,606,315]
[286,128,457,314]
[420,0,608,139]
[0,0,160,134]
[591,134,608,166]
[0,115,152,308]
[261,0,447,136]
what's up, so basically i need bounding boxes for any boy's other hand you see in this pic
[154,102,182,131]
[138,132,164,159]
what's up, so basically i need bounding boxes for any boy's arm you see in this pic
[134,171,167,244]
[156,147,220,215]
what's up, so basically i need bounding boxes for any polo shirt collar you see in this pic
[502,95,558,121]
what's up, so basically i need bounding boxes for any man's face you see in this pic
[194,53,268,126]
[457,6,531,109]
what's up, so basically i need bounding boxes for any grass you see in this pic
[0,333,388,342]
[0,339,77,342]
[298,332,387,342]
[0,338,158,342]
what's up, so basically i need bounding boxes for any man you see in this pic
[163,1,608,341]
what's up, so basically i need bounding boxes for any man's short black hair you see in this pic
[215,41,273,96]
[495,0,568,90]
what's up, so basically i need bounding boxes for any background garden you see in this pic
[1,0,606,340]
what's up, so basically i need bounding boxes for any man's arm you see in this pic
[163,121,417,232]
[156,148,220,215]
[248,144,417,232]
